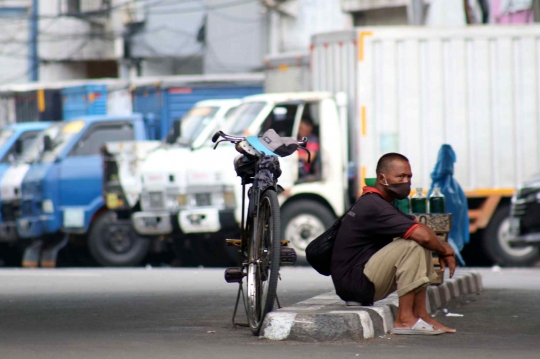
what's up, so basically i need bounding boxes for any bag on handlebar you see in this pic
[259,129,299,157]
[306,197,362,276]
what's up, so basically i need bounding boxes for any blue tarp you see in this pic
[428,144,469,265]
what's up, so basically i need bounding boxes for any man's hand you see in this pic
[439,254,456,278]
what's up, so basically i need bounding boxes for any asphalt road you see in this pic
[0,267,538,359]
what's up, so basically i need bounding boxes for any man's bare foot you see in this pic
[419,315,456,333]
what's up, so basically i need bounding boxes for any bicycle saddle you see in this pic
[246,129,299,157]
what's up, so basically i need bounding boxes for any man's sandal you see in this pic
[390,318,445,335]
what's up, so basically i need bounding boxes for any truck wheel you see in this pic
[281,200,335,264]
[88,211,150,267]
[482,204,540,267]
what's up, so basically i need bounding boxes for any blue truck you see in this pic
[16,114,150,267]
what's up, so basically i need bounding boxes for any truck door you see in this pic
[59,122,134,230]
[295,102,321,183]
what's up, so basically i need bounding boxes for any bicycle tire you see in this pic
[246,189,281,336]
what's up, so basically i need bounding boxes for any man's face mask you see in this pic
[381,174,411,200]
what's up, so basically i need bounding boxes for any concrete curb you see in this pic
[261,271,483,341]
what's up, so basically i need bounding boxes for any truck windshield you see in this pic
[20,123,63,164]
[40,121,85,163]
[180,106,219,143]
[228,102,267,136]
[0,129,15,150]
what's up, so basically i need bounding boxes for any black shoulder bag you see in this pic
[305,197,361,276]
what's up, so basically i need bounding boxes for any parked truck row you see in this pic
[103,25,540,269]
[1,26,540,268]
[0,74,264,267]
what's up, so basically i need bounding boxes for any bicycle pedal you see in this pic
[280,248,297,266]
[226,239,241,247]
[224,267,244,283]
[280,240,290,246]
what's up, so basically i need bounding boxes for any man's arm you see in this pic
[408,224,456,277]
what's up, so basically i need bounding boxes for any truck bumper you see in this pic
[132,211,174,236]
[508,218,540,247]
[17,215,56,239]
[178,208,237,234]
[508,234,540,247]
[17,216,45,238]
[0,221,18,242]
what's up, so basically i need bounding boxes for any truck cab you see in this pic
[16,115,148,267]
[147,92,348,263]
[126,99,240,237]
[0,122,51,245]
[0,122,50,183]
[0,122,58,243]
[507,175,540,265]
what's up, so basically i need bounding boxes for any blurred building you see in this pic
[1,0,540,85]
[0,1,33,84]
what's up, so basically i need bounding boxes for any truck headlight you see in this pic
[42,199,54,213]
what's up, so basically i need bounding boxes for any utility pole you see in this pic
[28,0,39,82]
[534,0,540,22]
[409,0,425,25]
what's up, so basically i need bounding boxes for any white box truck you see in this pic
[314,25,540,266]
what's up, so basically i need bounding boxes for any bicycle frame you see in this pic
[231,153,275,329]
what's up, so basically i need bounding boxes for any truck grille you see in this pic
[1,204,15,221]
[148,192,164,209]
[195,193,212,207]
[510,199,527,217]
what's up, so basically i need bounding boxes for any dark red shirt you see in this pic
[330,187,419,304]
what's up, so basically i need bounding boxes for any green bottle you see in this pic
[411,187,428,214]
[429,186,446,213]
[394,197,410,213]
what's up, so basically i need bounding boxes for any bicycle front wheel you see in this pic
[246,189,281,336]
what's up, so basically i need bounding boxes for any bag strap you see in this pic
[332,195,364,228]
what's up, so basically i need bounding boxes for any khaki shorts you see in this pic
[364,239,438,301]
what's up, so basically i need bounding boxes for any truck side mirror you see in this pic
[165,119,181,144]
[43,135,54,151]
[14,139,23,155]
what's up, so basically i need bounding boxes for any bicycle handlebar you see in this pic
[212,131,311,162]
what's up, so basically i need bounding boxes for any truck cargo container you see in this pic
[131,73,264,139]
[61,79,132,120]
[264,52,310,93]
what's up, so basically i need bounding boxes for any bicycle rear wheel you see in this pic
[246,189,281,336]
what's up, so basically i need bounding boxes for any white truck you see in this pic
[102,99,241,265]
[160,25,540,267]
[128,92,346,264]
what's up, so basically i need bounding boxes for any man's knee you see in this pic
[405,240,430,257]
[405,239,423,251]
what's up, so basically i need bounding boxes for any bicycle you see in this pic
[212,128,311,336]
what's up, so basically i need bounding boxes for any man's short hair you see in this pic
[376,153,409,175]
